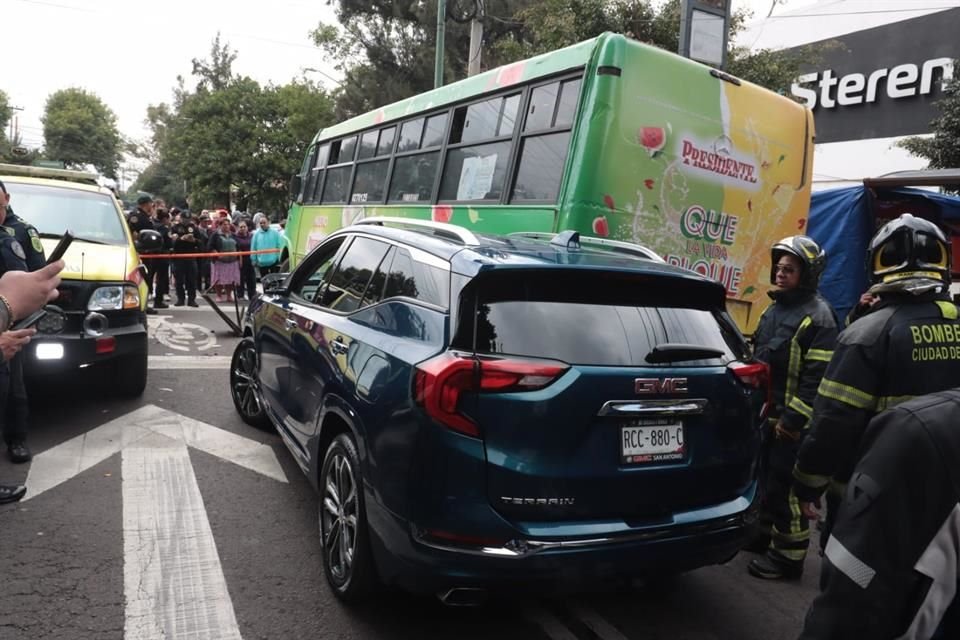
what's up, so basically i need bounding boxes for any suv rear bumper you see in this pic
[367,482,759,596]
[23,321,147,376]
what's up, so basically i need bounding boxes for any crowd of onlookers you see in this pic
[125,196,286,311]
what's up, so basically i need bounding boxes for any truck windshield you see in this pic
[8,182,128,246]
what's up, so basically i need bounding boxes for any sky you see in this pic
[4,0,805,163]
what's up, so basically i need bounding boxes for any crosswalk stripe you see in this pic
[149,356,232,370]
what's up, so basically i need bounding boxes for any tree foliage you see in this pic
[42,88,121,178]
[900,61,960,171]
[145,36,336,212]
[314,0,821,121]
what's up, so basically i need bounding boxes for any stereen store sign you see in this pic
[783,7,960,143]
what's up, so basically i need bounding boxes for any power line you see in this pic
[767,6,960,19]
[11,0,94,12]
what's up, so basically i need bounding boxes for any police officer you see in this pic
[151,209,173,310]
[171,211,201,307]
[798,390,960,639]
[747,236,838,581]
[0,184,32,465]
[793,214,960,551]
[129,195,159,314]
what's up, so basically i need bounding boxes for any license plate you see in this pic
[620,419,685,464]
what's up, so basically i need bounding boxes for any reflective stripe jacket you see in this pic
[753,289,838,434]
[798,390,960,639]
[793,292,960,501]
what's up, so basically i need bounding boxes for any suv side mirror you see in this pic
[289,174,303,204]
[261,273,288,294]
[136,229,164,254]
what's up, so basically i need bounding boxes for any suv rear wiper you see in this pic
[645,343,725,364]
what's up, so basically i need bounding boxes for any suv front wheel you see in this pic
[319,433,378,602]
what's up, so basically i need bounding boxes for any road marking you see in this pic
[149,355,232,370]
[572,605,630,640]
[150,318,219,352]
[24,405,287,639]
[524,608,579,640]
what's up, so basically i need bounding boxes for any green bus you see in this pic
[285,32,814,332]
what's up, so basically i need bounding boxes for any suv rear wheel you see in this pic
[319,433,378,602]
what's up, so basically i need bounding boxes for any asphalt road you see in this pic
[0,303,821,640]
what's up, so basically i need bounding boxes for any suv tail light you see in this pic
[729,361,771,419]
[414,352,569,437]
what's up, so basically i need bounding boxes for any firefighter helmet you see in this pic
[770,235,826,289]
[868,214,951,285]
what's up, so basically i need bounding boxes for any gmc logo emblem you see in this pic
[635,378,688,394]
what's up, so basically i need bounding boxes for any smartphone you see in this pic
[11,309,46,331]
[46,230,74,264]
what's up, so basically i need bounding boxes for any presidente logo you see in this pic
[680,138,759,188]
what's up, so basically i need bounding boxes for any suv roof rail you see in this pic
[509,231,665,262]
[355,216,481,246]
[0,163,99,185]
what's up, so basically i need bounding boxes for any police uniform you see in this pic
[171,219,201,305]
[793,214,960,548]
[127,207,154,237]
[4,210,46,271]
[151,218,173,308]
[799,390,960,639]
[0,226,31,460]
[747,236,838,581]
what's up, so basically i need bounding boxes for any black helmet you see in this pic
[770,235,826,289]
[136,229,164,254]
[868,214,950,285]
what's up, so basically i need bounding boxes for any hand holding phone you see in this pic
[46,230,74,264]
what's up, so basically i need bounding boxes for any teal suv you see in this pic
[230,218,767,604]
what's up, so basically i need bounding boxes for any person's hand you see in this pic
[0,328,36,362]
[800,498,821,520]
[0,261,63,319]
[859,292,880,307]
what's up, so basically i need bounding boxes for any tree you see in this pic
[315,0,825,119]
[148,37,336,212]
[899,61,960,171]
[42,88,122,178]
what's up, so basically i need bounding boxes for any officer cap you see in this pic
[136,194,154,205]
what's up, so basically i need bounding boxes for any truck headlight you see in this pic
[88,285,140,311]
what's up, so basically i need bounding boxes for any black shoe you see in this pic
[0,484,26,504]
[145,307,158,315]
[174,300,185,307]
[8,442,31,464]
[154,301,169,310]
[188,300,199,308]
[748,553,804,580]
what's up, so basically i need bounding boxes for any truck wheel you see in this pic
[115,349,148,397]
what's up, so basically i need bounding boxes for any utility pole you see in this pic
[434,0,446,88]
[467,3,484,77]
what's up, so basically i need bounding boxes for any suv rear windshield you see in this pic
[454,270,747,367]
[8,182,127,246]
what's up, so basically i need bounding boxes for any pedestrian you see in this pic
[0,188,34,472]
[251,215,285,276]
[746,236,838,581]
[170,212,201,307]
[208,218,240,302]
[195,213,212,292]
[130,196,161,314]
[0,180,45,464]
[792,214,960,555]
[798,389,960,639]
[234,221,256,300]
[150,208,173,310]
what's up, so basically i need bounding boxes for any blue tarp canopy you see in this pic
[807,185,960,322]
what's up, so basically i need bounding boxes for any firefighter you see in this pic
[746,236,838,581]
[798,390,960,639]
[792,214,960,556]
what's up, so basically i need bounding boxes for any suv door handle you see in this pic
[284,317,298,330]
[330,337,348,355]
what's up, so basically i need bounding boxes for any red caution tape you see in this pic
[138,249,283,259]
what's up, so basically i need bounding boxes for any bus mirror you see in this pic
[289,174,303,203]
